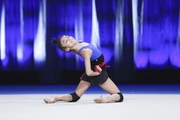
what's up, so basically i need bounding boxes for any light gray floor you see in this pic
[0,94,180,120]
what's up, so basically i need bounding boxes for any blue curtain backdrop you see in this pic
[0,0,180,84]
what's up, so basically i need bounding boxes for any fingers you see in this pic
[94,65,102,74]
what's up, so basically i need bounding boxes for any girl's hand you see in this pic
[94,65,102,74]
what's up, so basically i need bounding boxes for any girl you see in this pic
[44,35,124,103]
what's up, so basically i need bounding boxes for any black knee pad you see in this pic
[69,92,80,102]
[116,92,124,102]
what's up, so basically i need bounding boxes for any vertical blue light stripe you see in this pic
[0,3,5,60]
[115,0,124,62]
[132,0,138,53]
[34,0,46,65]
[17,0,24,61]
[90,0,100,48]
[177,7,180,45]
[75,0,84,69]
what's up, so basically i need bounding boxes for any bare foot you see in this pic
[94,95,107,103]
[44,95,56,104]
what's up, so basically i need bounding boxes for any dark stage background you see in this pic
[0,0,180,85]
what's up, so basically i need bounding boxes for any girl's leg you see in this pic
[44,80,90,103]
[94,77,123,103]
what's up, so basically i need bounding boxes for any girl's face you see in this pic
[60,35,76,51]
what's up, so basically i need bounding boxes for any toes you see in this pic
[43,96,56,103]
[94,98,102,103]
[94,95,107,103]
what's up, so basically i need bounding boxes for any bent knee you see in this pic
[69,92,81,102]
[116,92,124,102]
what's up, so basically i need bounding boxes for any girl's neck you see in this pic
[71,42,89,53]
[71,42,82,53]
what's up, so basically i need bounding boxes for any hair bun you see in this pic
[51,38,58,45]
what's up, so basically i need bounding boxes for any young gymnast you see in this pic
[44,35,124,103]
